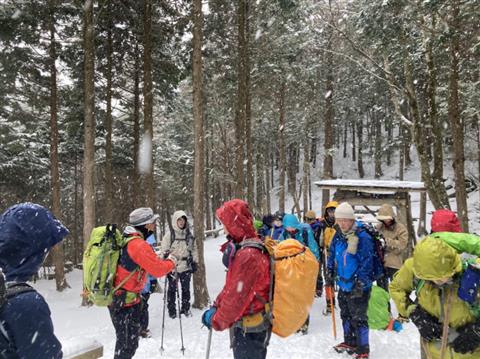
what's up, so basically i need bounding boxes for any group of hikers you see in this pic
[1,199,480,359]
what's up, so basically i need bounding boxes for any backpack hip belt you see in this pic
[234,306,272,334]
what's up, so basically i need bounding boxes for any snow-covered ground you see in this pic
[32,153,480,358]
[35,233,421,359]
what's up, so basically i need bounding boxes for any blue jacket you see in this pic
[259,224,283,240]
[327,221,374,292]
[280,214,320,260]
[0,203,68,359]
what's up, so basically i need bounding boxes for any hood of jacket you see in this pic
[431,209,462,233]
[0,203,69,281]
[376,204,395,221]
[216,199,257,243]
[282,214,300,230]
[413,237,462,281]
[323,201,339,218]
[172,210,188,232]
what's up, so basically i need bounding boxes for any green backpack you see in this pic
[83,225,137,306]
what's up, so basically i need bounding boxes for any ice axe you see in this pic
[326,286,337,339]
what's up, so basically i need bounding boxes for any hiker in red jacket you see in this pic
[109,207,177,359]
[202,199,271,359]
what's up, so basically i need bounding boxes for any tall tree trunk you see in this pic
[403,51,448,210]
[234,0,247,199]
[278,82,286,213]
[192,0,209,308]
[343,116,348,158]
[265,151,271,215]
[448,0,468,231]
[83,0,95,254]
[74,151,80,265]
[49,0,67,291]
[303,137,310,214]
[204,138,212,231]
[256,150,266,214]
[352,120,356,161]
[423,14,449,208]
[357,119,365,178]
[322,33,334,208]
[143,0,155,209]
[374,111,383,178]
[105,0,113,222]
[244,0,254,208]
[399,123,405,180]
[133,45,141,207]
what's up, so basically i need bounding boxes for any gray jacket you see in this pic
[160,210,199,273]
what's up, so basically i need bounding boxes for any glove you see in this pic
[325,271,335,288]
[351,281,364,298]
[346,234,359,254]
[410,305,443,341]
[452,321,480,354]
[201,307,217,329]
[190,261,198,273]
[167,253,178,268]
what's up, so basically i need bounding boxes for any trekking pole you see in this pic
[160,276,168,354]
[205,328,212,359]
[176,273,186,355]
[327,286,337,339]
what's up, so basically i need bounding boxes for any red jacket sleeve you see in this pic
[127,238,175,277]
[212,248,268,331]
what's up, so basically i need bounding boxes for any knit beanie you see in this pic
[335,202,355,220]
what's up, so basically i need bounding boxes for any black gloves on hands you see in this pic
[452,321,480,354]
[410,306,443,341]
[325,271,335,288]
[351,281,364,298]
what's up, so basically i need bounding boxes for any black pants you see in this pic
[338,288,371,355]
[167,271,191,315]
[377,267,398,292]
[232,327,269,359]
[140,293,151,332]
[108,302,141,359]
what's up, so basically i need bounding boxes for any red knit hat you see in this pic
[431,209,462,233]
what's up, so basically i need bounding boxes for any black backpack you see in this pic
[361,223,387,280]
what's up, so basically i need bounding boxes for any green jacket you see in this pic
[390,232,480,359]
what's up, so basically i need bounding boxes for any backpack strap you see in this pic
[0,283,36,345]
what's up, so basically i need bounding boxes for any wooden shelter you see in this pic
[315,179,427,254]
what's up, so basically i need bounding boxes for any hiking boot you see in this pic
[352,353,369,359]
[169,311,177,319]
[180,308,192,317]
[315,288,323,298]
[140,329,152,338]
[333,342,356,355]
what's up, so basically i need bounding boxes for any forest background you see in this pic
[0,0,479,308]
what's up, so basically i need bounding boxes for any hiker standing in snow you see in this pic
[319,201,339,310]
[202,199,271,359]
[109,208,177,359]
[280,213,320,334]
[305,210,324,297]
[375,204,408,292]
[326,202,374,359]
[390,209,480,359]
[0,203,68,359]
[160,210,198,318]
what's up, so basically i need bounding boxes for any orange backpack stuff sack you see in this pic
[272,238,319,337]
